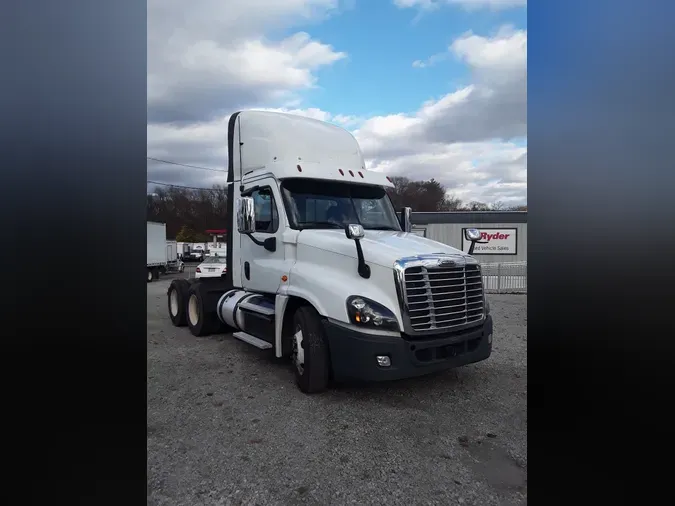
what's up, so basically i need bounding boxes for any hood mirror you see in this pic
[344,223,370,279]
[464,228,486,255]
[464,228,481,241]
[345,223,365,240]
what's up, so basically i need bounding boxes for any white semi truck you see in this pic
[166,111,492,393]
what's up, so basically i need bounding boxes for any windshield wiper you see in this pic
[298,221,345,229]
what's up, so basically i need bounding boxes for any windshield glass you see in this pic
[203,256,227,264]
[281,179,401,231]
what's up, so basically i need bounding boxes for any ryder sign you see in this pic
[461,228,517,255]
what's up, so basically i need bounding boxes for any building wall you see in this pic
[405,212,528,263]
[412,223,527,263]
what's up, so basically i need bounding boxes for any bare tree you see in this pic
[148,179,526,237]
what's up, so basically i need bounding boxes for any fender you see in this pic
[274,294,290,358]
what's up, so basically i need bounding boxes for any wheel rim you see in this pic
[169,289,179,316]
[188,294,199,326]
[292,325,305,375]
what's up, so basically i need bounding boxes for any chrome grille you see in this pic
[403,263,484,332]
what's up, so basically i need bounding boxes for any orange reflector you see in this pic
[355,313,361,322]
[281,275,288,282]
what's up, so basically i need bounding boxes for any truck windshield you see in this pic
[281,178,401,231]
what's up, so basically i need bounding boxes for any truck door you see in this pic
[240,181,286,294]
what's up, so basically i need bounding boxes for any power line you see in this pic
[147,156,226,173]
[147,180,226,192]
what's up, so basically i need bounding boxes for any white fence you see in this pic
[480,261,527,293]
[176,261,527,293]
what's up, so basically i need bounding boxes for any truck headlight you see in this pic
[346,296,399,331]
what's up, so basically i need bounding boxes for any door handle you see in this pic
[244,261,250,280]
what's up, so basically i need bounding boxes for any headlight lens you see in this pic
[346,296,399,331]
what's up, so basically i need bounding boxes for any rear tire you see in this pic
[292,306,330,394]
[186,283,222,337]
[167,279,190,327]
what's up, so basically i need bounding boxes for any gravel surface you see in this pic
[147,277,527,506]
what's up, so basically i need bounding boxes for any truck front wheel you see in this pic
[292,306,330,394]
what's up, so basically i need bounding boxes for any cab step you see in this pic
[232,331,273,350]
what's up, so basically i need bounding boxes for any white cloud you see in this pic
[147,0,527,205]
[451,25,527,79]
[148,0,346,123]
[355,26,527,204]
[412,52,448,68]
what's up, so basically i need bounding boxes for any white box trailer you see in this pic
[164,240,185,274]
[166,240,178,262]
[147,222,167,282]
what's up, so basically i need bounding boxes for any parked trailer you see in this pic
[147,222,168,282]
[166,111,493,393]
[164,240,185,274]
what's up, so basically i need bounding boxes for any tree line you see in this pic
[147,177,526,241]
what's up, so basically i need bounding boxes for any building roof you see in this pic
[398,211,527,225]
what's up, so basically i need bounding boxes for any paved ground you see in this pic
[147,277,527,506]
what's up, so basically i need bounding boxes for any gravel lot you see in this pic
[147,277,527,506]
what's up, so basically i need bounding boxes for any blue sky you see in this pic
[303,1,527,117]
[147,0,528,205]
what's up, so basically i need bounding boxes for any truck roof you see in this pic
[228,110,393,188]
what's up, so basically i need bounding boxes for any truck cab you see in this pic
[167,110,493,393]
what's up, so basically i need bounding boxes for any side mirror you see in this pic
[400,207,412,233]
[237,197,256,234]
[345,223,365,240]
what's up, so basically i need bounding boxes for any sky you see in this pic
[147,0,527,206]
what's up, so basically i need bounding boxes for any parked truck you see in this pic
[147,221,167,282]
[165,239,185,275]
[147,222,184,282]
[166,111,493,393]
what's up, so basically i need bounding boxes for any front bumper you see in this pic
[323,315,493,382]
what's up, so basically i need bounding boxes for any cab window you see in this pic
[251,187,279,233]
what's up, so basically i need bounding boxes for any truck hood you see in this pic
[296,229,468,268]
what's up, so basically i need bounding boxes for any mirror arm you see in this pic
[468,239,489,255]
[354,239,371,279]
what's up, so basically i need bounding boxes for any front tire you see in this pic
[292,306,330,394]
